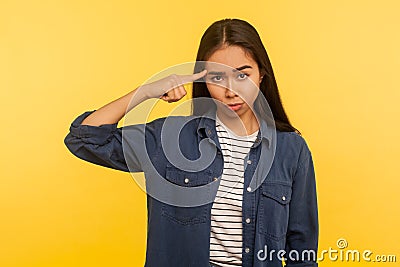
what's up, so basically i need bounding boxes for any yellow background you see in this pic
[1,0,399,266]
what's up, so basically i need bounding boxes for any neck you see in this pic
[216,110,259,136]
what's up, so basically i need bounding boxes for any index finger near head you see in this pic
[180,69,207,84]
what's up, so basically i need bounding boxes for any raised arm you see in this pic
[80,69,207,126]
[64,70,207,172]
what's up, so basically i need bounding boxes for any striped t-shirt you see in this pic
[209,115,259,267]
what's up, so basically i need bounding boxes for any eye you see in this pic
[210,75,223,82]
[237,73,249,80]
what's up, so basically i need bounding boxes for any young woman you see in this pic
[64,18,318,267]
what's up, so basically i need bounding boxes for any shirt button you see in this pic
[213,177,218,181]
[282,196,286,201]
[207,129,212,135]
[245,218,251,224]
[184,178,190,184]
[247,160,252,165]
[246,187,251,192]
[245,247,250,253]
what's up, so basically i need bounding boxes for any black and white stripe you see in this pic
[209,116,258,267]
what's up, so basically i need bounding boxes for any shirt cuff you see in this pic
[69,110,119,145]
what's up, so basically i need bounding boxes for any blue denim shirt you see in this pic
[64,110,318,267]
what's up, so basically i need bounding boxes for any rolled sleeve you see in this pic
[64,110,141,172]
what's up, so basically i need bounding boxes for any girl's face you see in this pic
[205,45,263,121]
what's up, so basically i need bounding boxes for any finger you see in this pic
[170,77,186,101]
[161,73,191,102]
[194,69,208,79]
[165,77,178,99]
[175,76,187,100]
[171,87,186,102]
[165,90,176,102]
[182,69,208,83]
[160,92,171,102]
[170,88,182,102]
[160,85,175,102]
[178,85,187,99]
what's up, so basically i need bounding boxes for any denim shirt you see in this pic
[64,110,318,267]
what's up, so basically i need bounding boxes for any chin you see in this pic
[217,107,244,119]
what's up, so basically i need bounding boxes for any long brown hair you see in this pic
[192,18,300,134]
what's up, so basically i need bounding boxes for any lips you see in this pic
[228,102,243,106]
[227,103,243,111]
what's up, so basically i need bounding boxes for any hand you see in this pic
[140,70,207,102]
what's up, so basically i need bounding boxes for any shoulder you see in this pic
[275,130,312,167]
[277,130,310,150]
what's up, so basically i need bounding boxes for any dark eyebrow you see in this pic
[233,65,253,72]
[207,71,225,75]
[207,65,253,75]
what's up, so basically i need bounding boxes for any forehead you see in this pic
[206,45,257,70]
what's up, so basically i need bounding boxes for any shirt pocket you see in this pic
[258,181,292,240]
[160,163,212,226]
[164,162,213,187]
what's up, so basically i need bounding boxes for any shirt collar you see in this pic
[196,109,274,148]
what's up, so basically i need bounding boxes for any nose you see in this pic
[225,87,238,98]
[224,77,239,98]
